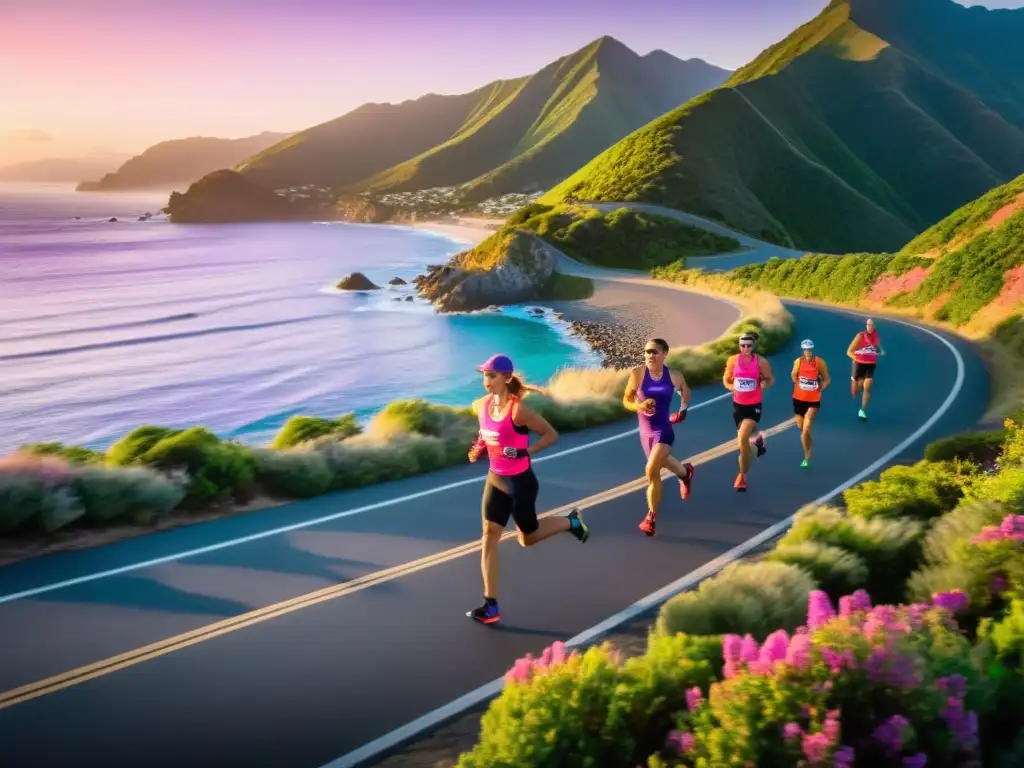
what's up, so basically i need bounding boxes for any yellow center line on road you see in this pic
[0,419,793,710]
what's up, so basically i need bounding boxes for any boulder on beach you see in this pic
[413,231,555,313]
[108,217,118,222]
[336,272,379,291]
[388,277,407,286]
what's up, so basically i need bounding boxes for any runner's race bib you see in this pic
[856,345,877,356]
[798,376,819,391]
[734,377,757,392]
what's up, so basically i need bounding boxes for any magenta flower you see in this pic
[823,710,841,742]
[685,686,704,711]
[942,696,979,750]
[807,591,836,629]
[505,656,534,684]
[757,629,790,672]
[786,632,812,670]
[932,590,970,614]
[834,746,855,768]
[990,574,1009,595]
[783,722,803,742]
[873,714,910,753]
[802,732,831,764]
[936,674,967,699]
[740,634,760,664]
[667,729,695,755]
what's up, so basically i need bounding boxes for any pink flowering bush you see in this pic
[649,590,986,768]
[459,633,721,768]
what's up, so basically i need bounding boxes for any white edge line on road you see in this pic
[319,320,966,768]
[0,393,737,605]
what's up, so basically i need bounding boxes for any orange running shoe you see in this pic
[734,473,747,492]
[639,511,657,537]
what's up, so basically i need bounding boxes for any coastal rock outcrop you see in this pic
[336,272,380,291]
[413,230,555,312]
[333,196,396,223]
[164,170,314,223]
[388,277,407,286]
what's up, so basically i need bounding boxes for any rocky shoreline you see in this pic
[563,318,645,370]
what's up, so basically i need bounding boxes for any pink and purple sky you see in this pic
[3,0,1022,164]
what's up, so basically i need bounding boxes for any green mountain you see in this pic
[235,36,731,201]
[77,131,290,191]
[542,0,1024,254]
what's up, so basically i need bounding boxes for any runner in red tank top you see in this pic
[846,318,885,421]
[792,339,830,467]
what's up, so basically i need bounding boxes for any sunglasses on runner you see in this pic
[644,348,661,355]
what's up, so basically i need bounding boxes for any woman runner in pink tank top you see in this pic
[722,332,775,492]
[846,317,885,421]
[465,354,590,625]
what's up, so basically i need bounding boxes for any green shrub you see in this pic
[656,562,816,639]
[269,414,361,450]
[125,427,256,505]
[18,442,104,465]
[924,429,1006,463]
[71,465,185,524]
[967,464,1024,509]
[778,504,925,603]
[316,433,449,490]
[764,542,869,602]
[0,455,83,533]
[251,448,333,499]
[457,634,720,768]
[105,425,178,466]
[842,460,967,522]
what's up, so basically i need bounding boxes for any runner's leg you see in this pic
[737,418,756,475]
[801,407,818,461]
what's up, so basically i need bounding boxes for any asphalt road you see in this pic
[0,297,990,768]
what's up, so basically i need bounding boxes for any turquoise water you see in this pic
[0,184,600,453]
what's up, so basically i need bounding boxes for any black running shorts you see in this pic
[852,361,876,381]
[792,399,821,417]
[733,401,762,428]
[482,467,540,534]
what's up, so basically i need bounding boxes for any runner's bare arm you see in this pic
[512,402,558,456]
[819,358,831,390]
[847,334,859,360]
[722,357,736,391]
[670,368,691,407]
[760,356,775,388]
[622,366,646,412]
[791,358,800,383]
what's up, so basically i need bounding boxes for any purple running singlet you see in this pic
[637,365,675,457]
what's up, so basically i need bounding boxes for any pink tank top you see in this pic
[732,353,763,405]
[478,396,530,476]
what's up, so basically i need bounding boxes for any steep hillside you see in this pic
[713,172,1024,335]
[77,132,289,191]
[164,170,316,223]
[543,0,1024,254]
[237,36,730,200]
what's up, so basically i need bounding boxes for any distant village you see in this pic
[272,184,544,218]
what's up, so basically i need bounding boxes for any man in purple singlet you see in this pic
[622,338,695,537]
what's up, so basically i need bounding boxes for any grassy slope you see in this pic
[237,37,730,198]
[80,133,290,190]
[697,173,1024,414]
[541,0,1024,254]
[513,204,740,269]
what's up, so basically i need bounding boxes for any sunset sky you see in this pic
[3,0,1023,164]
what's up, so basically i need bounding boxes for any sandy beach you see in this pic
[412,216,743,368]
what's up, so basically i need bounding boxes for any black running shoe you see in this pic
[755,433,766,458]
[467,597,501,624]
[567,508,590,543]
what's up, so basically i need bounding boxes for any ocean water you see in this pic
[0,184,600,454]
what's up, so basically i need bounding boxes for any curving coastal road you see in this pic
[0,224,992,768]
